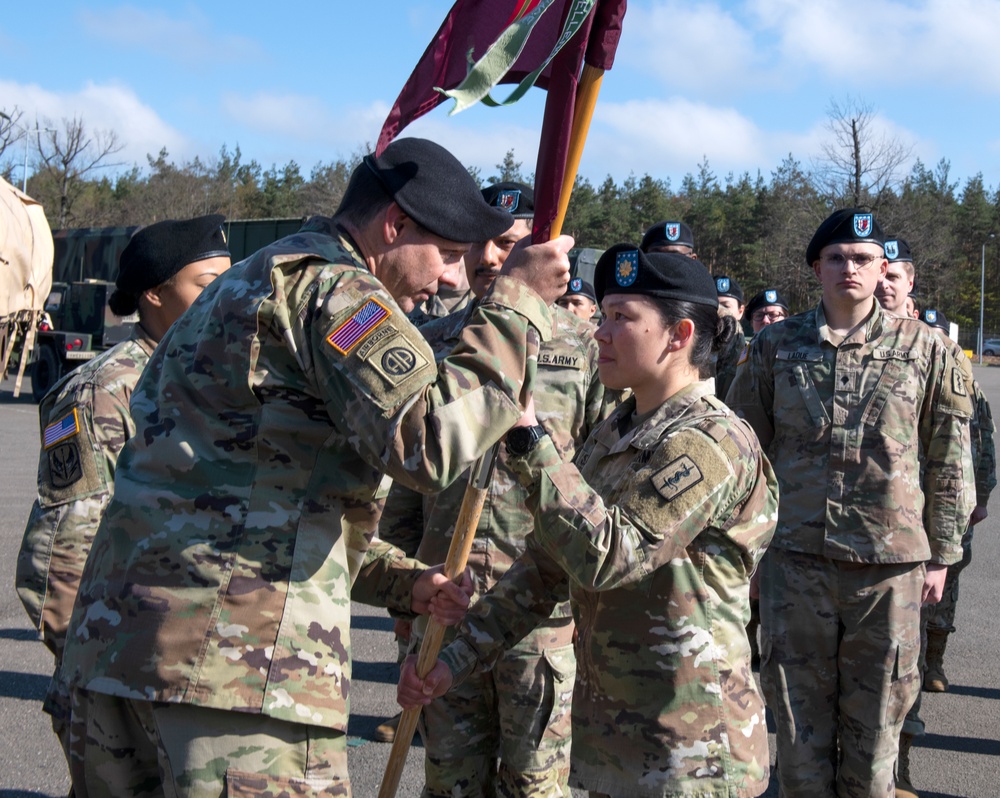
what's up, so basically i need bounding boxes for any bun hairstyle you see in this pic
[108,288,140,317]
[649,298,739,379]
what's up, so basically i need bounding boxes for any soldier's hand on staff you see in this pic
[921,563,948,605]
[411,565,475,625]
[397,654,453,708]
[500,234,574,306]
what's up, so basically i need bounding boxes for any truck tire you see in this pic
[32,344,63,402]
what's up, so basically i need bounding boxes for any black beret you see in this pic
[594,244,718,308]
[805,207,884,265]
[363,137,512,243]
[920,308,948,332]
[562,277,597,302]
[747,288,790,317]
[116,214,229,297]
[481,182,535,220]
[714,274,744,303]
[884,237,913,263]
[640,220,695,252]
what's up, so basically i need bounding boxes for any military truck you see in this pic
[29,217,305,401]
[0,176,54,398]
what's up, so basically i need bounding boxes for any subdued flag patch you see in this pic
[327,299,392,355]
[43,409,80,449]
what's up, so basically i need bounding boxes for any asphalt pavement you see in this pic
[1,370,998,798]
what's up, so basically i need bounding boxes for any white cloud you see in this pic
[749,0,1000,92]
[78,5,262,66]
[0,79,187,169]
[621,1,763,95]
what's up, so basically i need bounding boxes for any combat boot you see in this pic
[895,733,919,797]
[374,712,401,743]
[923,629,949,693]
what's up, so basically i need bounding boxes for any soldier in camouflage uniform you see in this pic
[726,210,975,798]
[381,183,604,796]
[894,306,998,798]
[57,138,573,797]
[401,245,779,797]
[16,214,232,769]
[711,275,747,401]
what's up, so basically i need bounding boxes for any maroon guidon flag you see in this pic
[376,0,625,243]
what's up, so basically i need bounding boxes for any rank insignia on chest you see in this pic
[327,298,392,355]
[43,409,80,449]
[651,454,704,501]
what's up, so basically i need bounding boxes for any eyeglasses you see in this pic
[820,252,882,270]
[752,310,787,323]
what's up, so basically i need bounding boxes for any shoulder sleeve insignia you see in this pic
[737,342,750,366]
[48,441,83,489]
[326,298,391,355]
[43,409,80,449]
[650,454,704,501]
[953,367,968,397]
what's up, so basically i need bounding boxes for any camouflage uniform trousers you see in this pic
[903,524,974,736]
[759,548,922,798]
[416,618,575,797]
[67,688,349,798]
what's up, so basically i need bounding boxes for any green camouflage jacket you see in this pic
[949,346,997,507]
[59,218,552,732]
[440,381,779,797]
[726,300,974,565]
[379,303,604,623]
[17,327,157,658]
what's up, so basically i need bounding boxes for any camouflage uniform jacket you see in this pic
[59,217,552,732]
[440,381,779,797]
[726,300,974,565]
[379,303,605,622]
[17,326,157,658]
[953,348,997,506]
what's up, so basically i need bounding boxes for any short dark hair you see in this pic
[332,162,394,229]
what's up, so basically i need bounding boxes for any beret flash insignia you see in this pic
[853,213,873,237]
[665,222,680,241]
[495,189,520,213]
[570,277,582,292]
[615,250,639,287]
[716,277,730,293]
[765,289,777,303]
[885,239,898,259]
[926,309,937,324]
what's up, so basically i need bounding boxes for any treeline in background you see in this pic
[3,99,1000,348]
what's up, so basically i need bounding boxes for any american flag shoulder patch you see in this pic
[326,298,392,355]
[44,409,80,449]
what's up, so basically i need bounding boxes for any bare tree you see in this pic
[0,107,26,184]
[813,97,913,210]
[34,116,124,227]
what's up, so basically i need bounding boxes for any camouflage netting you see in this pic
[0,175,53,319]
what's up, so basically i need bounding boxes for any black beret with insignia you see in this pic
[114,214,229,308]
[481,181,535,220]
[594,244,718,308]
[806,207,884,265]
[883,237,913,263]
[363,138,513,243]
[640,220,696,252]
[563,277,597,302]
[747,288,790,317]
[714,274,744,303]
[920,308,948,332]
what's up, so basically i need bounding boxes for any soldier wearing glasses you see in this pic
[746,288,791,334]
[726,208,974,797]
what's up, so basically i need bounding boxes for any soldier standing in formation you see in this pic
[16,214,232,771]
[640,219,698,258]
[56,138,573,796]
[381,182,605,796]
[711,274,747,400]
[727,209,974,797]
[746,287,790,334]
[401,245,778,797]
[555,277,598,322]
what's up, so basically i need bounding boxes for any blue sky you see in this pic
[3,1,1000,194]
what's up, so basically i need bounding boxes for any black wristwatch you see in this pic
[506,424,547,457]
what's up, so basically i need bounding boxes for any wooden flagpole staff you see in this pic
[378,68,610,798]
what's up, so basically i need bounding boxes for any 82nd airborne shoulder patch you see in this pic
[326,298,392,355]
